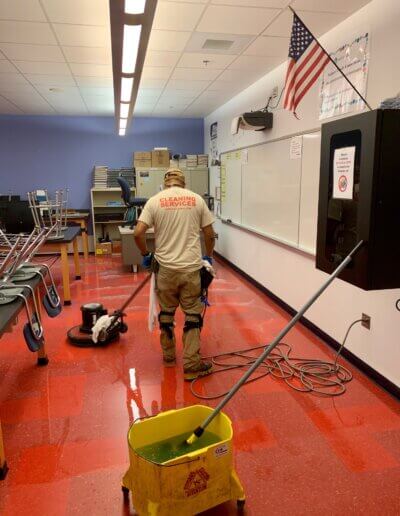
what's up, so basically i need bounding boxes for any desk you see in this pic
[66,211,90,259]
[40,226,81,305]
[0,272,49,479]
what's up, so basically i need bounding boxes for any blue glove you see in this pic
[202,255,213,265]
[141,253,152,269]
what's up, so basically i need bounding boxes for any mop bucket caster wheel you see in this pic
[237,499,245,511]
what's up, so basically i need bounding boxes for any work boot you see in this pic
[184,360,213,381]
[163,356,176,367]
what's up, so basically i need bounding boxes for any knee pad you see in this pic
[158,311,175,339]
[183,313,203,333]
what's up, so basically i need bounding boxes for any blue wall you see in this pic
[0,115,204,209]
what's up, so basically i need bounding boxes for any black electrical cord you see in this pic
[268,87,285,110]
[190,319,363,400]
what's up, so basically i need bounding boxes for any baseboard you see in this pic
[215,252,400,400]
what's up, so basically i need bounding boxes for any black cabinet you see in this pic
[316,109,400,290]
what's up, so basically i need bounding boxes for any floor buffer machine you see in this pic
[67,274,151,346]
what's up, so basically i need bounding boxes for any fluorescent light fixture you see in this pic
[125,0,146,14]
[120,119,128,130]
[119,128,126,136]
[121,77,134,102]
[120,103,130,118]
[122,24,142,74]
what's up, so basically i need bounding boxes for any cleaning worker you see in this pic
[134,168,215,380]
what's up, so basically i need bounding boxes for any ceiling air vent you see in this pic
[202,39,234,51]
[185,32,253,55]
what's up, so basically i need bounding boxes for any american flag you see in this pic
[283,13,330,114]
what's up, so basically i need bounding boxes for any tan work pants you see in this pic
[156,265,203,369]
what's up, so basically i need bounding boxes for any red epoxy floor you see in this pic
[0,255,400,515]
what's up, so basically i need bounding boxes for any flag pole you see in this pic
[289,6,372,111]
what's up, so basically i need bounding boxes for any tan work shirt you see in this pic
[138,187,214,272]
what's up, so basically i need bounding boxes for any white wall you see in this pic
[205,0,400,388]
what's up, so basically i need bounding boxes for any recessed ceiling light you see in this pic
[125,0,146,14]
[121,77,134,102]
[122,24,142,74]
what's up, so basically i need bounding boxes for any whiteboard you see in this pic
[220,131,321,254]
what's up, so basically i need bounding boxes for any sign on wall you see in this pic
[319,33,369,120]
[210,122,218,165]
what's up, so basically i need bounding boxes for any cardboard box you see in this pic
[112,240,121,254]
[96,242,112,255]
[134,151,152,169]
[152,150,170,168]
[135,159,152,169]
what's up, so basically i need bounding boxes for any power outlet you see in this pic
[361,313,371,330]
[270,86,279,99]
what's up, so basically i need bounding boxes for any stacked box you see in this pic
[152,150,170,168]
[134,151,152,169]
[197,154,209,167]
[186,154,197,167]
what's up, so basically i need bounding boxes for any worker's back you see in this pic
[139,187,213,272]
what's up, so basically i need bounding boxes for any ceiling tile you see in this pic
[63,46,111,65]
[291,0,370,14]
[244,36,289,57]
[26,74,75,86]
[0,21,57,45]
[2,90,53,110]
[0,82,33,94]
[40,88,88,112]
[229,55,282,70]
[166,79,210,91]
[134,106,155,115]
[211,0,289,5]
[297,11,347,36]
[0,96,23,114]
[148,30,191,52]
[80,95,114,109]
[79,86,114,97]
[137,89,162,100]
[141,67,172,80]
[153,2,205,31]
[53,24,110,47]
[217,68,263,83]
[41,0,109,25]
[0,61,18,73]
[0,0,46,21]
[206,80,235,92]
[139,78,167,89]
[262,9,292,36]
[74,76,113,87]
[0,43,65,62]
[177,52,235,69]
[13,61,71,75]
[196,5,280,35]
[171,67,222,81]
[0,74,28,86]
[144,51,181,68]
[69,63,112,77]
[158,89,197,99]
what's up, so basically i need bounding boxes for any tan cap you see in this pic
[164,168,185,188]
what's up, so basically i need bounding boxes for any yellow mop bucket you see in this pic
[122,405,245,515]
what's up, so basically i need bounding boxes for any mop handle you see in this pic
[110,273,151,324]
[191,240,364,438]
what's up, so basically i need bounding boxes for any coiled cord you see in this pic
[190,319,363,399]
